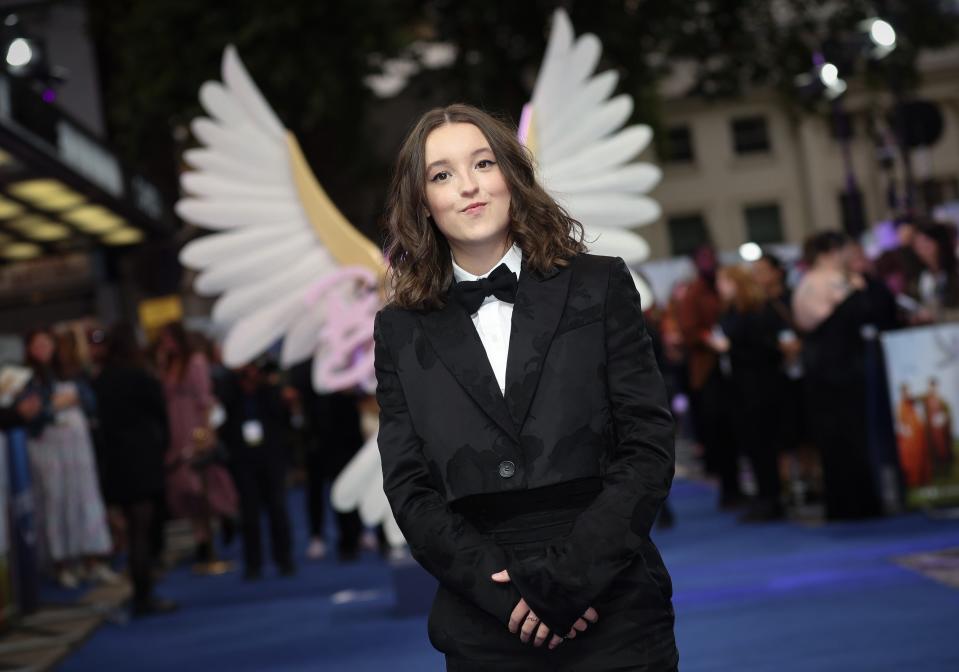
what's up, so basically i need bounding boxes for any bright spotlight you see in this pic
[819,63,839,87]
[869,19,896,48]
[739,242,762,262]
[6,37,32,68]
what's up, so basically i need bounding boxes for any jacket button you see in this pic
[498,461,515,478]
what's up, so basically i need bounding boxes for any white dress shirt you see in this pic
[451,244,522,395]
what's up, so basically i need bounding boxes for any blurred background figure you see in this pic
[912,221,959,321]
[291,360,365,562]
[751,251,813,507]
[714,266,786,521]
[94,324,178,616]
[794,232,882,520]
[23,328,115,588]
[53,330,98,425]
[875,216,925,313]
[155,322,237,565]
[677,244,739,508]
[219,360,295,580]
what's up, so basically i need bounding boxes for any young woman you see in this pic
[793,231,882,520]
[713,266,786,521]
[156,322,237,563]
[23,328,113,588]
[375,104,677,670]
[912,222,959,320]
[95,324,178,615]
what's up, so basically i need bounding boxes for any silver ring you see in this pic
[526,614,539,622]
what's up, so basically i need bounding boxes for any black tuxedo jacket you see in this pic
[374,253,675,635]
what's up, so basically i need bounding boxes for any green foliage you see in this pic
[88,0,421,231]
[87,0,959,232]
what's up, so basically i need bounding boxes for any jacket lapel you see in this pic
[504,263,571,429]
[417,298,519,442]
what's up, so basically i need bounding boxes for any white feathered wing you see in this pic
[176,46,401,542]
[525,9,661,308]
[177,45,383,376]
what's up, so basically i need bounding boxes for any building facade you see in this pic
[642,47,959,259]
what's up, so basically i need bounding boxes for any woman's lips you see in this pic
[462,202,486,214]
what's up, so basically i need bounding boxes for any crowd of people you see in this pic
[2,321,372,617]
[648,217,959,523]
[2,215,957,618]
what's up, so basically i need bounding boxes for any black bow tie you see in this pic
[452,263,518,314]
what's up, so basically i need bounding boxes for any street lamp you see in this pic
[818,62,848,100]
[863,18,897,59]
[793,16,900,236]
[5,36,31,68]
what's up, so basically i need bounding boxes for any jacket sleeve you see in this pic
[374,310,521,625]
[508,257,675,635]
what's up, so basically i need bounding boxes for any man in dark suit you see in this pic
[219,361,294,579]
[289,361,365,562]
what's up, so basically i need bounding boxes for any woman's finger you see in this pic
[566,628,577,639]
[532,622,551,647]
[548,634,564,650]
[582,607,599,623]
[572,618,588,632]
[508,599,529,634]
[520,610,540,643]
[490,569,511,583]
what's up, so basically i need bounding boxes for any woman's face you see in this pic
[28,332,55,364]
[913,233,938,269]
[158,328,178,354]
[423,123,511,256]
[816,249,843,271]
[716,271,736,302]
[751,258,779,291]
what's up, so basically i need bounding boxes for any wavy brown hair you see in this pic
[718,265,766,313]
[383,104,586,310]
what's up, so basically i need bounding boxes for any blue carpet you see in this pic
[57,481,959,671]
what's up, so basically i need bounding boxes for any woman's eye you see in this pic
[476,159,495,169]
[430,171,450,182]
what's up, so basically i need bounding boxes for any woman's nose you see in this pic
[459,175,479,196]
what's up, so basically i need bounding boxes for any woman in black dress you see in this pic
[793,232,883,520]
[713,265,786,521]
[374,104,677,670]
[94,324,177,615]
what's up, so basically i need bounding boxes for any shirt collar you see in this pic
[452,244,522,283]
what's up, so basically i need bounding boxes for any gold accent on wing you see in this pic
[285,132,386,281]
[525,109,539,159]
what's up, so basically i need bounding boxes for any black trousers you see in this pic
[123,497,156,605]
[806,377,881,520]
[432,495,678,671]
[730,370,782,505]
[692,368,740,503]
[305,447,361,553]
[232,454,293,570]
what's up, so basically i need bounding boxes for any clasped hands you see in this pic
[491,570,598,651]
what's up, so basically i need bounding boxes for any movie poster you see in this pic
[882,324,959,507]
